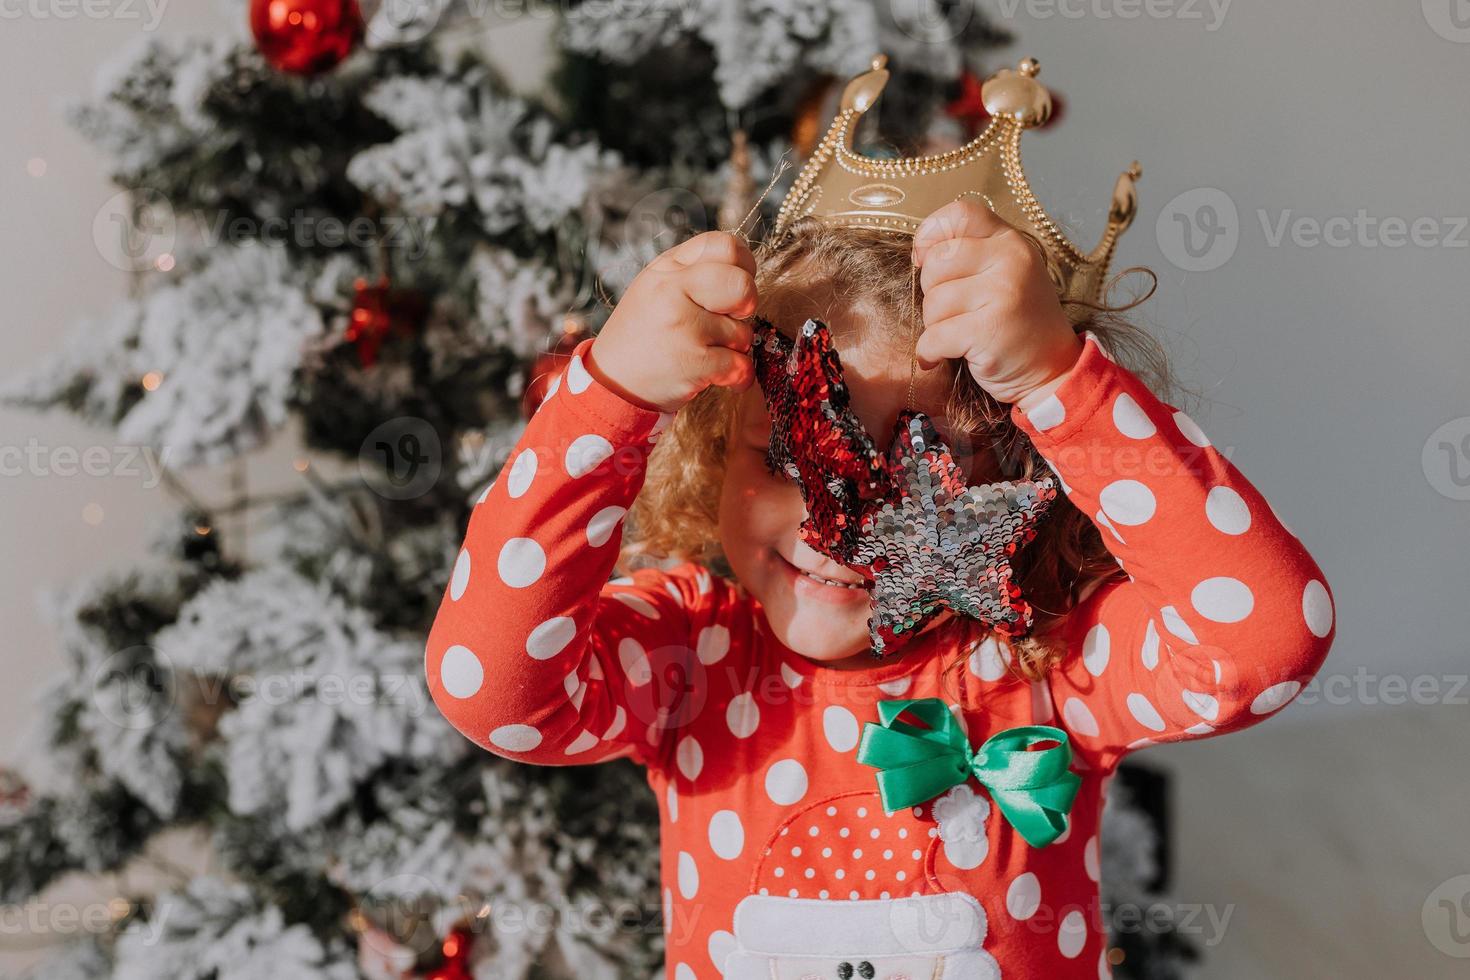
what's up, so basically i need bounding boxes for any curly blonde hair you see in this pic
[622,216,1173,682]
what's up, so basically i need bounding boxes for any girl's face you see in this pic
[718,296,994,667]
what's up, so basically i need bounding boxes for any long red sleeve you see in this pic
[1012,331,1336,768]
[425,338,748,769]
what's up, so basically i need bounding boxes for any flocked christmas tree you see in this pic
[1,2,1196,977]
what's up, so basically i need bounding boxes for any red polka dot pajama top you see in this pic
[425,331,1336,979]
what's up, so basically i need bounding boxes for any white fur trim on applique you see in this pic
[722,949,1000,980]
[933,784,991,871]
[729,892,988,957]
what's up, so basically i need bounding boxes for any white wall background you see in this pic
[1,1,1466,976]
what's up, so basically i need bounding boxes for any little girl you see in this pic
[425,198,1335,978]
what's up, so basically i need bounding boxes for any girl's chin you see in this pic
[773,609,872,660]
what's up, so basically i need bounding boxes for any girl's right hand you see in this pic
[584,231,759,414]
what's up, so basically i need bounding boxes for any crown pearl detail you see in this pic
[773,55,1142,323]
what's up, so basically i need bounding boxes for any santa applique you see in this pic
[720,789,1003,980]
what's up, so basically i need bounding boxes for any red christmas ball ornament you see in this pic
[943,68,989,140]
[346,276,428,368]
[250,0,363,75]
[421,926,474,980]
[520,316,591,419]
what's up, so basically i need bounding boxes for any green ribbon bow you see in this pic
[855,697,1081,849]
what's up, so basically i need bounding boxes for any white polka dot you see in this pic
[566,354,593,394]
[603,704,627,740]
[674,965,695,980]
[496,537,545,588]
[1027,394,1066,431]
[726,692,760,739]
[449,549,471,600]
[564,730,598,755]
[586,506,627,547]
[1127,693,1166,732]
[1006,873,1041,919]
[610,591,660,618]
[544,373,561,400]
[616,638,652,686]
[780,663,803,688]
[439,645,483,698]
[1303,580,1334,637]
[1058,908,1087,958]
[476,482,493,504]
[1062,698,1100,738]
[823,705,860,753]
[505,450,537,498]
[1083,625,1110,677]
[1098,949,1110,980]
[1191,576,1255,623]
[697,625,730,665]
[1140,619,1161,670]
[1205,486,1251,535]
[662,888,672,934]
[525,617,576,661]
[666,783,678,822]
[1160,605,1200,644]
[489,724,541,752]
[968,636,1011,682]
[1182,688,1220,721]
[565,433,613,478]
[765,759,808,806]
[1174,410,1211,447]
[676,736,703,780]
[1084,835,1100,881]
[708,810,745,860]
[1112,393,1156,439]
[677,851,699,898]
[877,676,913,696]
[1099,479,1157,526]
[1251,680,1302,715]
[708,930,736,973]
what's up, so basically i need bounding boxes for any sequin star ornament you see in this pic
[750,314,889,562]
[851,412,1058,656]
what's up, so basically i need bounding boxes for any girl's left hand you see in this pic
[912,198,1084,412]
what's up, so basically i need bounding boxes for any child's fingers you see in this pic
[652,230,757,277]
[913,198,1011,265]
[696,309,754,352]
[915,311,988,370]
[698,345,755,391]
[917,236,1005,293]
[921,273,992,328]
[678,261,759,318]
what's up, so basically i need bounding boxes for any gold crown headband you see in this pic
[773,55,1142,323]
